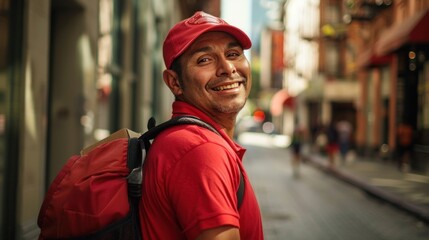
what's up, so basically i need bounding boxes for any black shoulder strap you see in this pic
[127,115,244,208]
[142,115,218,140]
[237,170,245,209]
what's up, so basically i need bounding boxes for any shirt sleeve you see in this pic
[165,142,241,239]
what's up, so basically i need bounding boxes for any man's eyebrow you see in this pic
[227,41,242,49]
[189,46,212,56]
[189,41,243,56]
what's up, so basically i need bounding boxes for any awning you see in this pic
[270,89,295,116]
[375,8,429,56]
[356,48,393,69]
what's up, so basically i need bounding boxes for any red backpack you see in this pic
[38,116,244,239]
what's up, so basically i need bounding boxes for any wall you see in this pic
[18,0,50,238]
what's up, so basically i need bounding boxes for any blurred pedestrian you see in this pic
[336,120,352,164]
[290,127,303,178]
[326,122,339,169]
[314,124,328,154]
[140,11,263,239]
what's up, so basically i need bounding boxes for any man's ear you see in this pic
[163,69,183,96]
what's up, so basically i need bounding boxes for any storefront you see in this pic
[373,8,429,172]
[415,52,429,173]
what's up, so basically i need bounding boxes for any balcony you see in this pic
[343,0,392,23]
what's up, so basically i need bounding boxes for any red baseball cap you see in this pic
[163,11,252,69]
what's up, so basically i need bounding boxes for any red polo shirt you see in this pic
[140,101,263,240]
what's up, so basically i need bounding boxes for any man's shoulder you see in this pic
[146,124,231,172]
[151,124,225,151]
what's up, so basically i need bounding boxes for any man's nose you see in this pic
[216,58,236,77]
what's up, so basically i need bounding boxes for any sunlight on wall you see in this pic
[221,0,252,60]
[78,34,95,135]
[24,57,36,140]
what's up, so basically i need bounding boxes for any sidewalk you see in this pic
[303,152,429,224]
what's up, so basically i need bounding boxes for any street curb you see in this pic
[304,155,429,224]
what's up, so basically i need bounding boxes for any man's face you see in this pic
[177,31,251,118]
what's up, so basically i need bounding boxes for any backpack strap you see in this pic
[127,115,219,187]
[237,170,245,209]
[127,115,244,208]
[126,138,144,240]
[144,115,218,139]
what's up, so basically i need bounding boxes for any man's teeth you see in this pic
[213,83,240,91]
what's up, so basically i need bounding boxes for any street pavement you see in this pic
[238,133,429,239]
[303,150,429,224]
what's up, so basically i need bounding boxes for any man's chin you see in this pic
[215,101,246,114]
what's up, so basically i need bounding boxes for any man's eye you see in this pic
[197,57,211,64]
[227,52,241,58]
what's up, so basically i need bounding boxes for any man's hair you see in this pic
[170,57,185,90]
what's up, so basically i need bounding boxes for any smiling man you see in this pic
[140,11,264,240]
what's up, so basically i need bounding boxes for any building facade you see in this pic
[278,0,359,145]
[277,0,429,173]
[350,0,429,171]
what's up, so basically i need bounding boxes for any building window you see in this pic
[325,41,340,75]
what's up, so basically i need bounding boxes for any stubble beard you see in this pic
[214,97,247,114]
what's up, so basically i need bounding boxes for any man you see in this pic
[140,11,264,240]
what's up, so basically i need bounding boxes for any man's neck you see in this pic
[207,113,237,139]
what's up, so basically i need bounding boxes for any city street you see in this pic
[239,133,429,240]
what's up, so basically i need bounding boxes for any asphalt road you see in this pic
[239,134,429,240]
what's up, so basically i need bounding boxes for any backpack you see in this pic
[37,115,244,240]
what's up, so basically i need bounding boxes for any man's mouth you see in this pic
[212,82,241,91]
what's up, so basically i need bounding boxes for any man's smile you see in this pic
[212,82,241,91]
